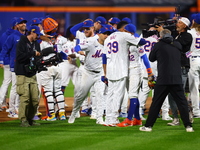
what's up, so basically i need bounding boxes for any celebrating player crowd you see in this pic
[0,13,200,132]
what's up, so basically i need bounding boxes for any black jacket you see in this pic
[149,35,182,85]
[175,31,192,68]
[15,35,41,77]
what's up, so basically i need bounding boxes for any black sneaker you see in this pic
[29,120,41,126]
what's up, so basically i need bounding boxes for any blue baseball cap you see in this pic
[108,17,120,24]
[11,17,19,27]
[28,25,43,36]
[122,17,132,24]
[124,24,136,34]
[30,18,42,26]
[104,24,114,33]
[95,16,107,25]
[98,26,112,34]
[194,13,200,24]
[16,17,27,24]
[83,20,94,28]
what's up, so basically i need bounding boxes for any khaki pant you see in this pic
[16,75,39,122]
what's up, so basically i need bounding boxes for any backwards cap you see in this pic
[179,17,190,27]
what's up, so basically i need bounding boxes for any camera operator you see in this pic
[15,25,42,127]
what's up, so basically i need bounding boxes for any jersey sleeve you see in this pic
[125,33,141,46]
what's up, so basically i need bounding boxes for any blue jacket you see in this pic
[0,28,15,65]
[0,30,23,72]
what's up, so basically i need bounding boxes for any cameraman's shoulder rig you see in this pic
[37,47,63,72]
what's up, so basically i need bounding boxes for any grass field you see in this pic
[1,68,200,150]
[0,116,200,150]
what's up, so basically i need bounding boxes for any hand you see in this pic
[35,51,41,56]
[101,76,108,86]
[155,25,164,32]
[148,74,154,81]
[148,75,156,89]
[68,56,72,64]
[78,51,86,56]
[40,35,51,42]
[0,64,4,68]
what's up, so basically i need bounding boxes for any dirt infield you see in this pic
[0,97,152,122]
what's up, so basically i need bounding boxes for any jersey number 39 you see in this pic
[107,41,119,54]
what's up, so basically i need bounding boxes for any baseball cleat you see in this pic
[68,115,75,123]
[132,118,142,126]
[46,113,57,121]
[116,118,132,127]
[59,112,66,120]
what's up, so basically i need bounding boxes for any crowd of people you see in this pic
[0,14,199,132]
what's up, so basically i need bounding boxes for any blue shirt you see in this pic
[0,28,15,65]
[0,30,23,72]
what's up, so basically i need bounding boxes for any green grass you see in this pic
[0,116,200,150]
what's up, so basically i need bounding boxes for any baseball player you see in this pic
[117,24,153,127]
[0,17,18,110]
[138,27,172,121]
[94,16,107,33]
[68,26,112,124]
[70,20,98,115]
[188,13,200,118]
[60,26,78,95]
[39,17,66,121]
[102,24,147,126]
[0,17,27,118]
[108,17,120,32]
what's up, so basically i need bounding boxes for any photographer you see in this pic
[15,25,42,127]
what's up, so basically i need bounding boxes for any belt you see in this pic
[191,56,200,58]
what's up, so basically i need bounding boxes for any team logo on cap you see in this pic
[31,29,36,32]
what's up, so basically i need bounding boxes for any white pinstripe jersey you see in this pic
[79,36,103,72]
[103,31,140,80]
[188,28,200,56]
[141,35,158,75]
[129,46,145,69]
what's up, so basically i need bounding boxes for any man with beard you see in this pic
[0,17,27,118]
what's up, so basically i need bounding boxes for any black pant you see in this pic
[145,84,192,128]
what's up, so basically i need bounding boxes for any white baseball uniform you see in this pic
[188,28,200,116]
[69,36,106,123]
[39,36,65,116]
[60,39,78,87]
[103,31,140,125]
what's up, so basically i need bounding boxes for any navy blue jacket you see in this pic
[0,30,23,72]
[0,28,15,65]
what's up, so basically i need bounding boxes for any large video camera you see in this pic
[25,47,63,73]
[142,18,177,38]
